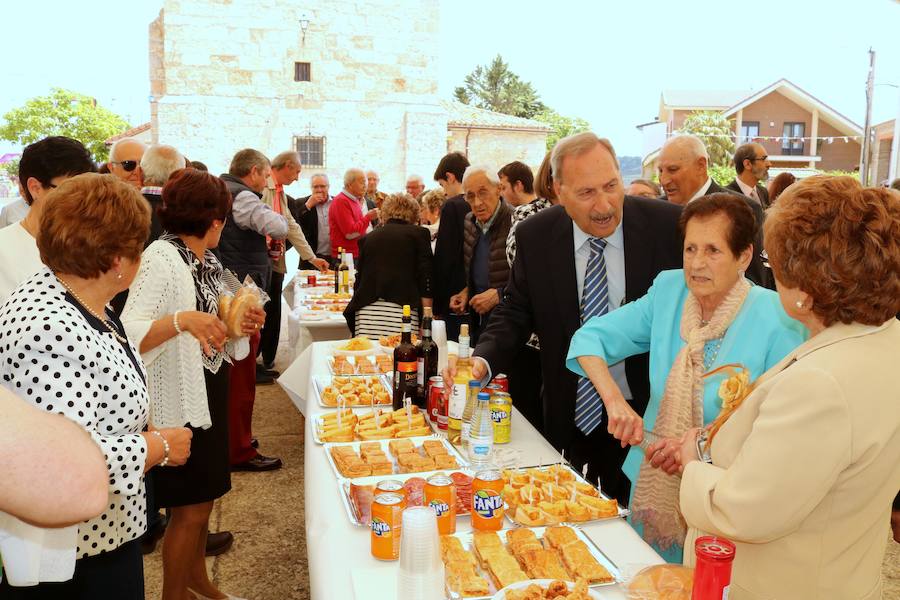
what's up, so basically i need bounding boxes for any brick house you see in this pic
[641,79,862,178]
[869,118,898,185]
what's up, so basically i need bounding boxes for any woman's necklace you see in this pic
[55,274,128,345]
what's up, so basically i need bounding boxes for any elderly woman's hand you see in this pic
[605,394,644,447]
[159,427,192,467]
[241,306,266,336]
[179,311,228,356]
[646,437,683,475]
[678,427,702,473]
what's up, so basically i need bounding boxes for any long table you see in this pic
[283,273,351,359]
[278,341,664,600]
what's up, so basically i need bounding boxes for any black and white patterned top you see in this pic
[505,198,552,268]
[0,268,149,559]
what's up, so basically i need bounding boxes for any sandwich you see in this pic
[542,526,580,550]
[519,548,570,580]
[505,528,542,557]
[558,540,614,584]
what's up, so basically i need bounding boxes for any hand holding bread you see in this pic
[219,286,266,339]
[177,311,228,357]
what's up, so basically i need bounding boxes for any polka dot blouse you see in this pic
[0,269,150,559]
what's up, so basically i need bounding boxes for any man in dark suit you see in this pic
[432,152,471,341]
[449,133,682,503]
[658,134,771,288]
[288,173,337,269]
[727,142,771,209]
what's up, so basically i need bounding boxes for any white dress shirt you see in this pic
[687,177,715,203]
[572,221,633,400]
[734,177,761,203]
[0,222,43,305]
[0,198,29,228]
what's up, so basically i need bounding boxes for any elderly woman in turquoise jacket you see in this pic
[566,193,807,562]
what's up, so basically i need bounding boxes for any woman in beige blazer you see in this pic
[677,176,900,600]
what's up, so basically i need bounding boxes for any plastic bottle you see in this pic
[467,392,494,469]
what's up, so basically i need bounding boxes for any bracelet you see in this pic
[173,311,182,335]
[151,430,170,467]
[696,429,713,464]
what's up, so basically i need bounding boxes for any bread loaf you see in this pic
[627,564,694,599]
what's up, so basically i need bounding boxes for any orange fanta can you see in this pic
[472,469,505,530]
[371,493,403,560]
[424,474,457,534]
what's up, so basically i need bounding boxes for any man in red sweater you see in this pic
[329,168,379,259]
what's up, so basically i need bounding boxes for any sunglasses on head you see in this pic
[111,160,138,172]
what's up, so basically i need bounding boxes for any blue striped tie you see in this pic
[575,237,608,435]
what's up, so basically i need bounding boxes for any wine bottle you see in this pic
[338,250,350,294]
[392,305,418,411]
[334,246,343,294]
[447,324,472,446]
[415,307,437,409]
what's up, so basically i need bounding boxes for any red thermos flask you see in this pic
[691,536,735,599]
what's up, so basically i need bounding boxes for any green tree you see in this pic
[533,108,591,151]
[0,88,130,162]
[454,55,545,119]
[676,111,735,167]
[708,163,737,186]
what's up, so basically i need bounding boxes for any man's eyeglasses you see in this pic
[111,160,139,172]
[750,156,769,162]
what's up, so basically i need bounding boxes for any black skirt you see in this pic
[154,363,232,507]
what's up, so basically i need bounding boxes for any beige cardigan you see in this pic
[680,320,900,600]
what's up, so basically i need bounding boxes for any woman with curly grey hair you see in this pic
[343,193,434,337]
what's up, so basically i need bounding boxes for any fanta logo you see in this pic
[473,489,504,518]
[491,409,509,423]
[428,499,450,517]
[371,517,391,537]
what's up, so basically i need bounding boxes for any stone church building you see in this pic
[148,0,548,193]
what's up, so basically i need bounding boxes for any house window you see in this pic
[739,121,760,144]
[294,136,325,168]
[782,122,806,155]
[294,62,311,82]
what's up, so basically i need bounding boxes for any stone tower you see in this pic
[149,0,446,192]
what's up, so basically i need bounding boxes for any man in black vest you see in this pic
[219,149,288,472]
[446,133,683,503]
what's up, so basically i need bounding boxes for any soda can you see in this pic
[489,391,512,444]
[471,469,505,530]
[376,480,406,502]
[370,493,404,560]
[424,474,457,534]
[490,374,509,393]
[437,383,449,431]
[307,274,317,286]
[427,376,444,423]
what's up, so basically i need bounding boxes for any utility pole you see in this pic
[860,48,875,185]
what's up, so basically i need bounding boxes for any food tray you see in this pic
[339,469,476,527]
[323,435,468,479]
[312,405,431,444]
[493,579,603,600]
[313,375,391,408]
[441,524,620,599]
[326,355,392,376]
[503,463,629,526]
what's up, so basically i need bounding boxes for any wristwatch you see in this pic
[695,429,713,464]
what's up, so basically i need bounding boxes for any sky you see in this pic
[1,0,899,159]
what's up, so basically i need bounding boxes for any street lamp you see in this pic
[299,12,311,46]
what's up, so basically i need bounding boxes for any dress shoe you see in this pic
[205,531,234,557]
[250,437,259,449]
[140,512,168,555]
[255,367,275,385]
[188,588,247,600]
[261,362,280,377]
[231,454,283,472]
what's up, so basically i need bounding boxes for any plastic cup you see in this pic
[397,507,443,599]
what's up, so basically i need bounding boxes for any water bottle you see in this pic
[467,392,494,469]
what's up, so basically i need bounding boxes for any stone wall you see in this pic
[447,128,548,171]
[150,0,446,195]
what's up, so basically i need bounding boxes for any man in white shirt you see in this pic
[0,197,29,228]
[658,134,770,287]
[0,136,94,303]
[727,143,772,208]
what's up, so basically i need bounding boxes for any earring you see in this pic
[116,272,123,280]
[795,300,803,309]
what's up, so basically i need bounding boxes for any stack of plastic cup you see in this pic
[396,507,444,600]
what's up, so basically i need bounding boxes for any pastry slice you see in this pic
[546,464,576,483]
[577,494,619,518]
[485,553,528,589]
[519,548,570,580]
[542,526,580,550]
[505,528,542,557]
[433,454,458,469]
[471,531,503,567]
[388,438,416,457]
[558,540,614,583]
[513,504,546,527]
[563,500,591,522]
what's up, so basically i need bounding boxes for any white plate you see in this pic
[314,375,392,408]
[332,339,377,356]
[493,579,603,599]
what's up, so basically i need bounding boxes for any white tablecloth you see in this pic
[278,342,664,600]
[283,273,351,360]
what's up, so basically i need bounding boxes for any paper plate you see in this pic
[493,579,603,599]
[332,339,377,356]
